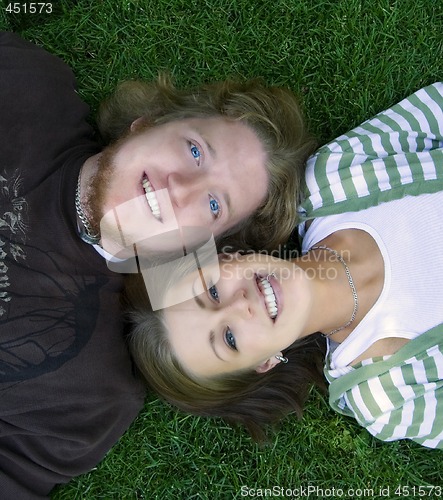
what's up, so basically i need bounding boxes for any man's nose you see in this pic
[167,173,200,209]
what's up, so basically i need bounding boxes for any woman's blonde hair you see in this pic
[124,273,326,442]
[98,76,317,251]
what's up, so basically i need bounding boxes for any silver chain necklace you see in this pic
[309,245,359,338]
[75,170,100,245]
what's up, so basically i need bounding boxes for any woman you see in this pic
[124,82,443,448]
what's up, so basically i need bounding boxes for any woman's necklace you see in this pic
[309,245,359,338]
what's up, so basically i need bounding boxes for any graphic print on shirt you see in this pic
[0,170,28,317]
[0,170,102,386]
[0,243,104,385]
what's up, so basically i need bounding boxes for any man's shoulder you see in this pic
[1,35,76,109]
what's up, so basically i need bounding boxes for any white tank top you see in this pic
[301,191,443,369]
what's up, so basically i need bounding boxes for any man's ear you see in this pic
[255,352,283,374]
[130,116,149,132]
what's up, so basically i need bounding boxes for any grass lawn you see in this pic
[1,0,443,498]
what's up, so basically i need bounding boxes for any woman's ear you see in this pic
[255,352,283,374]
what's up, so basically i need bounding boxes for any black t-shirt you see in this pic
[0,33,145,499]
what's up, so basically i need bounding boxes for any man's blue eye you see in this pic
[190,144,201,160]
[208,285,219,303]
[225,328,237,351]
[209,196,220,218]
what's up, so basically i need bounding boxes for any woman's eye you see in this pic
[190,143,201,164]
[224,328,237,351]
[208,285,219,303]
[208,195,221,219]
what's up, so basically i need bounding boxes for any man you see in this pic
[0,32,315,498]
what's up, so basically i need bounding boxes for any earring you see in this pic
[275,355,288,364]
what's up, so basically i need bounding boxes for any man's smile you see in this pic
[142,174,161,220]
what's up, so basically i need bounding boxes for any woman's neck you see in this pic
[294,229,384,342]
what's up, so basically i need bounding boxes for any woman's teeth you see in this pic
[142,178,161,220]
[258,277,278,319]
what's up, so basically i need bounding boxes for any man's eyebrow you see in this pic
[205,137,217,159]
[191,126,217,160]
[199,131,217,160]
[210,330,225,361]
[193,127,233,222]
[223,192,233,220]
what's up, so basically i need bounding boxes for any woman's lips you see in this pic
[256,273,280,320]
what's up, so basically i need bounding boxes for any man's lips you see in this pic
[142,174,161,220]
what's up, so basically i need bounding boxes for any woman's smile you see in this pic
[256,273,282,321]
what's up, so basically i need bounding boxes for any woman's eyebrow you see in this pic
[191,277,207,309]
[190,274,226,362]
[194,294,205,309]
[210,330,225,361]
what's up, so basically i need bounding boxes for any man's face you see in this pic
[88,116,268,258]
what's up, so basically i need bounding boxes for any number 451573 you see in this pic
[5,3,53,14]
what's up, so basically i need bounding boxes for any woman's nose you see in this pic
[228,289,252,318]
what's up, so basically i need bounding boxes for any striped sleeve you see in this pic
[326,325,443,449]
[299,82,443,219]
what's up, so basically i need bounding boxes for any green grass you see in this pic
[1,0,443,498]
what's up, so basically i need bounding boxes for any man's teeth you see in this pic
[258,277,278,319]
[142,178,161,220]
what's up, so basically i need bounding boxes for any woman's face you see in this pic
[164,254,314,378]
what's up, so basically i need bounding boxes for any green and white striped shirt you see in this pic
[298,82,443,221]
[300,82,443,448]
[326,325,443,449]
[305,190,443,449]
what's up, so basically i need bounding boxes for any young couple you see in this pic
[1,31,315,497]
[125,82,443,450]
[2,30,440,498]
